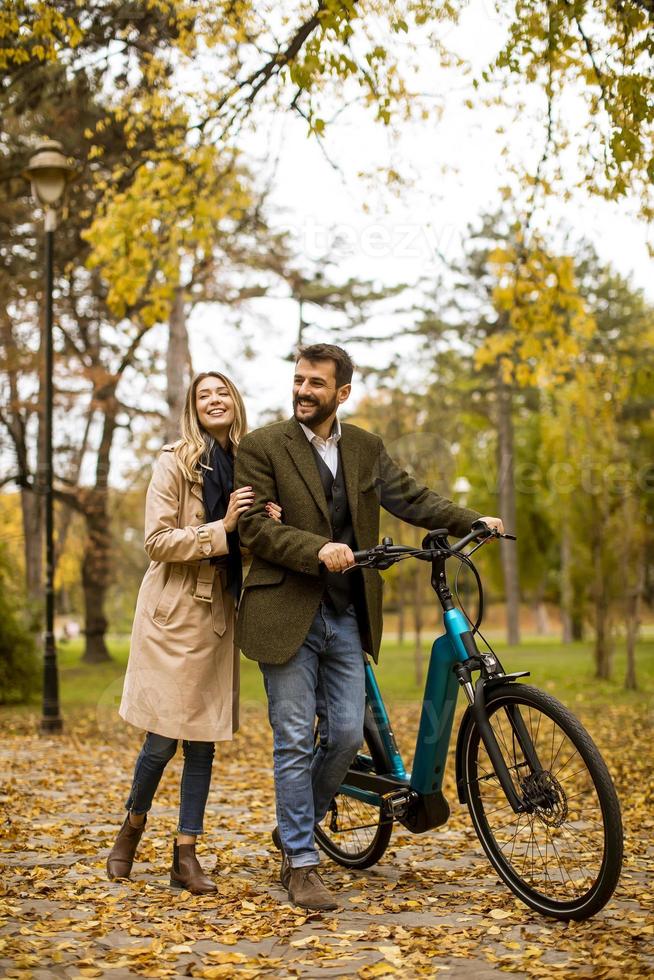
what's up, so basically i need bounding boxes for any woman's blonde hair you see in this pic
[173,372,247,483]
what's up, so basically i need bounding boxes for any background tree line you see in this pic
[351,221,654,690]
[1,213,651,694]
[1,1,652,700]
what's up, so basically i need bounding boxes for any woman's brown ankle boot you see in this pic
[170,841,217,895]
[106,814,146,880]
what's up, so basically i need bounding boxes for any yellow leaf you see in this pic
[359,963,398,978]
[204,951,248,964]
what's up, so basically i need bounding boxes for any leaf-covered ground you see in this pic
[1,699,652,979]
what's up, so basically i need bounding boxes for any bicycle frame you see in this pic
[340,606,473,829]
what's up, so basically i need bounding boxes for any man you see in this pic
[235,344,503,911]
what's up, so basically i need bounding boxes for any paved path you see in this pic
[1,703,652,978]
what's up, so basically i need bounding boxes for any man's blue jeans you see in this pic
[260,601,365,869]
[125,733,215,835]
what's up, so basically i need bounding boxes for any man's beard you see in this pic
[293,392,338,427]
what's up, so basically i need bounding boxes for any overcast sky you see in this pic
[179,2,652,433]
[113,2,653,483]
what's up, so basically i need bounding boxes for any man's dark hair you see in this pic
[296,344,354,388]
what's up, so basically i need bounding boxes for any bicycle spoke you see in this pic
[545,825,594,885]
[504,814,526,864]
[532,706,543,751]
[556,764,595,782]
[545,828,577,890]
[553,750,584,779]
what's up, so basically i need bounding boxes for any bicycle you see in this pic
[314,521,623,920]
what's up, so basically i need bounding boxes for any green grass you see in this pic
[4,631,652,722]
[375,635,654,707]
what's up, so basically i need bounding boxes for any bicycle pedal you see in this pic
[381,790,412,820]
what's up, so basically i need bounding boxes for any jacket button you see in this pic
[196,510,204,519]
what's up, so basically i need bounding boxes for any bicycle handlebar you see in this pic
[351,521,516,568]
[449,520,513,553]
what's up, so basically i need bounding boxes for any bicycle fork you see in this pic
[454,657,539,815]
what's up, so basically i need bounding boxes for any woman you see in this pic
[107,372,280,894]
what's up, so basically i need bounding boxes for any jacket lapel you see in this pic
[283,419,331,526]
[338,424,360,527]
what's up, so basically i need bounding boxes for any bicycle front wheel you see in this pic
[314,727,393,869]
[460,683,623,920]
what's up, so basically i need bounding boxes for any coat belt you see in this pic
[194,561,227,636]
[193,528,227,636]
[193,559,215,602]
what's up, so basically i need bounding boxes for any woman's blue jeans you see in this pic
[125,733,215,835]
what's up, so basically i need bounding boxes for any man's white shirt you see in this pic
[299,417,341,478]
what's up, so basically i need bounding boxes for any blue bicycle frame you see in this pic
[341,607,471,811]
[338,526,531,827]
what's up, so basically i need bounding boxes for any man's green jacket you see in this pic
[234,417,481,665]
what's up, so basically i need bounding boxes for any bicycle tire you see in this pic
[460,683,623,920]
[314,727,393,869]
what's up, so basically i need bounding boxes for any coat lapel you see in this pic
[338,424,360,527]
[283,419,331,526]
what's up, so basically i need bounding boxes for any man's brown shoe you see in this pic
[271,826,290,889]
[288,867,339,911]
[106,813,146,880]
[170,842,217,895]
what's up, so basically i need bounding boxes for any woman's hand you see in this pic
[223,486,255,533]
[265,502,282,524]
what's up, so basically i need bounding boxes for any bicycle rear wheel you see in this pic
[314,727,393,869]
[460,683,623,920]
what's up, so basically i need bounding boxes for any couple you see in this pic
[108,343,503,911]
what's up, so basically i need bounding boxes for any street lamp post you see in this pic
[23,140,74,735]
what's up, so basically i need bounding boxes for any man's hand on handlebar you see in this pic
[318,542,356,572]
[476,516,505,535]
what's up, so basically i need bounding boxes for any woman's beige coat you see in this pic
[119,447,239,742]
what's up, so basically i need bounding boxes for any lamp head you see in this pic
[23,140,74,207]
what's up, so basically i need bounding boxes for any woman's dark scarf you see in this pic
[201,441,242,601]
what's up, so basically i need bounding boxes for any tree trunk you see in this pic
[413,567,423,688]
[80,398,118,664]
[624,533,645,692]
[533,579,550,635]
[592,533,612,680]
[571,585,584,641]
[560,515,574,644]
[0,311,44,602]
[397,568,405,645]
[165,287,193,444]
[496,369,520,645]
[594,605,613,680]
[56,411,93,557]
[624,591,640,692]
[81,490,111,663]
[20,489,43,604]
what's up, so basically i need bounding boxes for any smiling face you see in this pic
[293,357,351,430]
[195,376,235,441]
